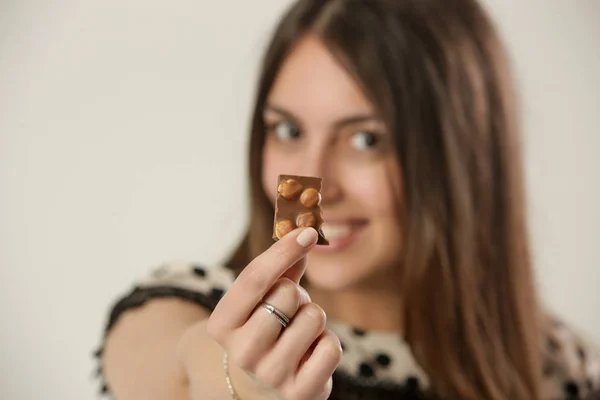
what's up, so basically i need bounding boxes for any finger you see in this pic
[255,303,326,387]
[294,330,342,399]
[280,255,307,284]
[229,279,311,373]
[213,228,317,329]
[259,278,311,324]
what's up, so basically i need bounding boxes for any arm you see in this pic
[102,298,272,400]
[102,298,206,399]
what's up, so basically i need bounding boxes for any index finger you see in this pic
[213,227,318,328]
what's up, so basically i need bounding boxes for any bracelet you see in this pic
[223,352,241,400]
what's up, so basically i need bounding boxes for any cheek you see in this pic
[345,162,403,217]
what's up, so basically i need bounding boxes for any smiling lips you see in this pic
[317,220,367,251]
[321,224,353,240]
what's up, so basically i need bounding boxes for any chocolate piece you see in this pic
[273,174,329,245]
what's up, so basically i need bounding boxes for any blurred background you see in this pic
[0,1,598,399]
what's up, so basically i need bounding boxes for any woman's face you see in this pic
[261,35,404,290]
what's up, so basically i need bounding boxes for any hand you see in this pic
[207,228,342,400]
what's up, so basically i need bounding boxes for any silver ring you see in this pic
[261,302,291,328]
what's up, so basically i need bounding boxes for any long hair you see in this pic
[226,1,543,398]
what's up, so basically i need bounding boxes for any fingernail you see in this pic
[296,228,318,248]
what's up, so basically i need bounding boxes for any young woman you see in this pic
[97,0,600,399]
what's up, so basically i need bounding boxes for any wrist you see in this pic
[224,353,281,400]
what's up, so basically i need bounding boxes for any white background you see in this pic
[0,1,598,399]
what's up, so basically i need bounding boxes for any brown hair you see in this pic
[226,0,543,398]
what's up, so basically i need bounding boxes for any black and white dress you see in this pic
[96,261,600,399]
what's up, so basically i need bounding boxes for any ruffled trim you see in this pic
[330,368,431,400]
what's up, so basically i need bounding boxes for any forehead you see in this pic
[266,35,375,120]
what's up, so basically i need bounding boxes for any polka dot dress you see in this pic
[96,262,600,399]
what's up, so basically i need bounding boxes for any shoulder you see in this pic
[541,315,600,399]
[104,261,237,333]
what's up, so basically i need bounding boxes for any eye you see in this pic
[350,131,380,151]
[270,121,301,142]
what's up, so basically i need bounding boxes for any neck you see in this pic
[305,272,404,335]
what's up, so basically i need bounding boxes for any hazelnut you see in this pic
[296,212,316,228]
[275,220,294,239]
[278,179,303,200]
[300,188,321,208]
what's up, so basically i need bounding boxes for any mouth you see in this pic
[315,219,368,252]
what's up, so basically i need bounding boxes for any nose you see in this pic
[298,144,342,205]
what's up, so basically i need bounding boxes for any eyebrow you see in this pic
[264,104,382,129]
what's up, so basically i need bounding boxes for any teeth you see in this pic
[321,224,352,240]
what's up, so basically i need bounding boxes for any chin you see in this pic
[303,254,370,291]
